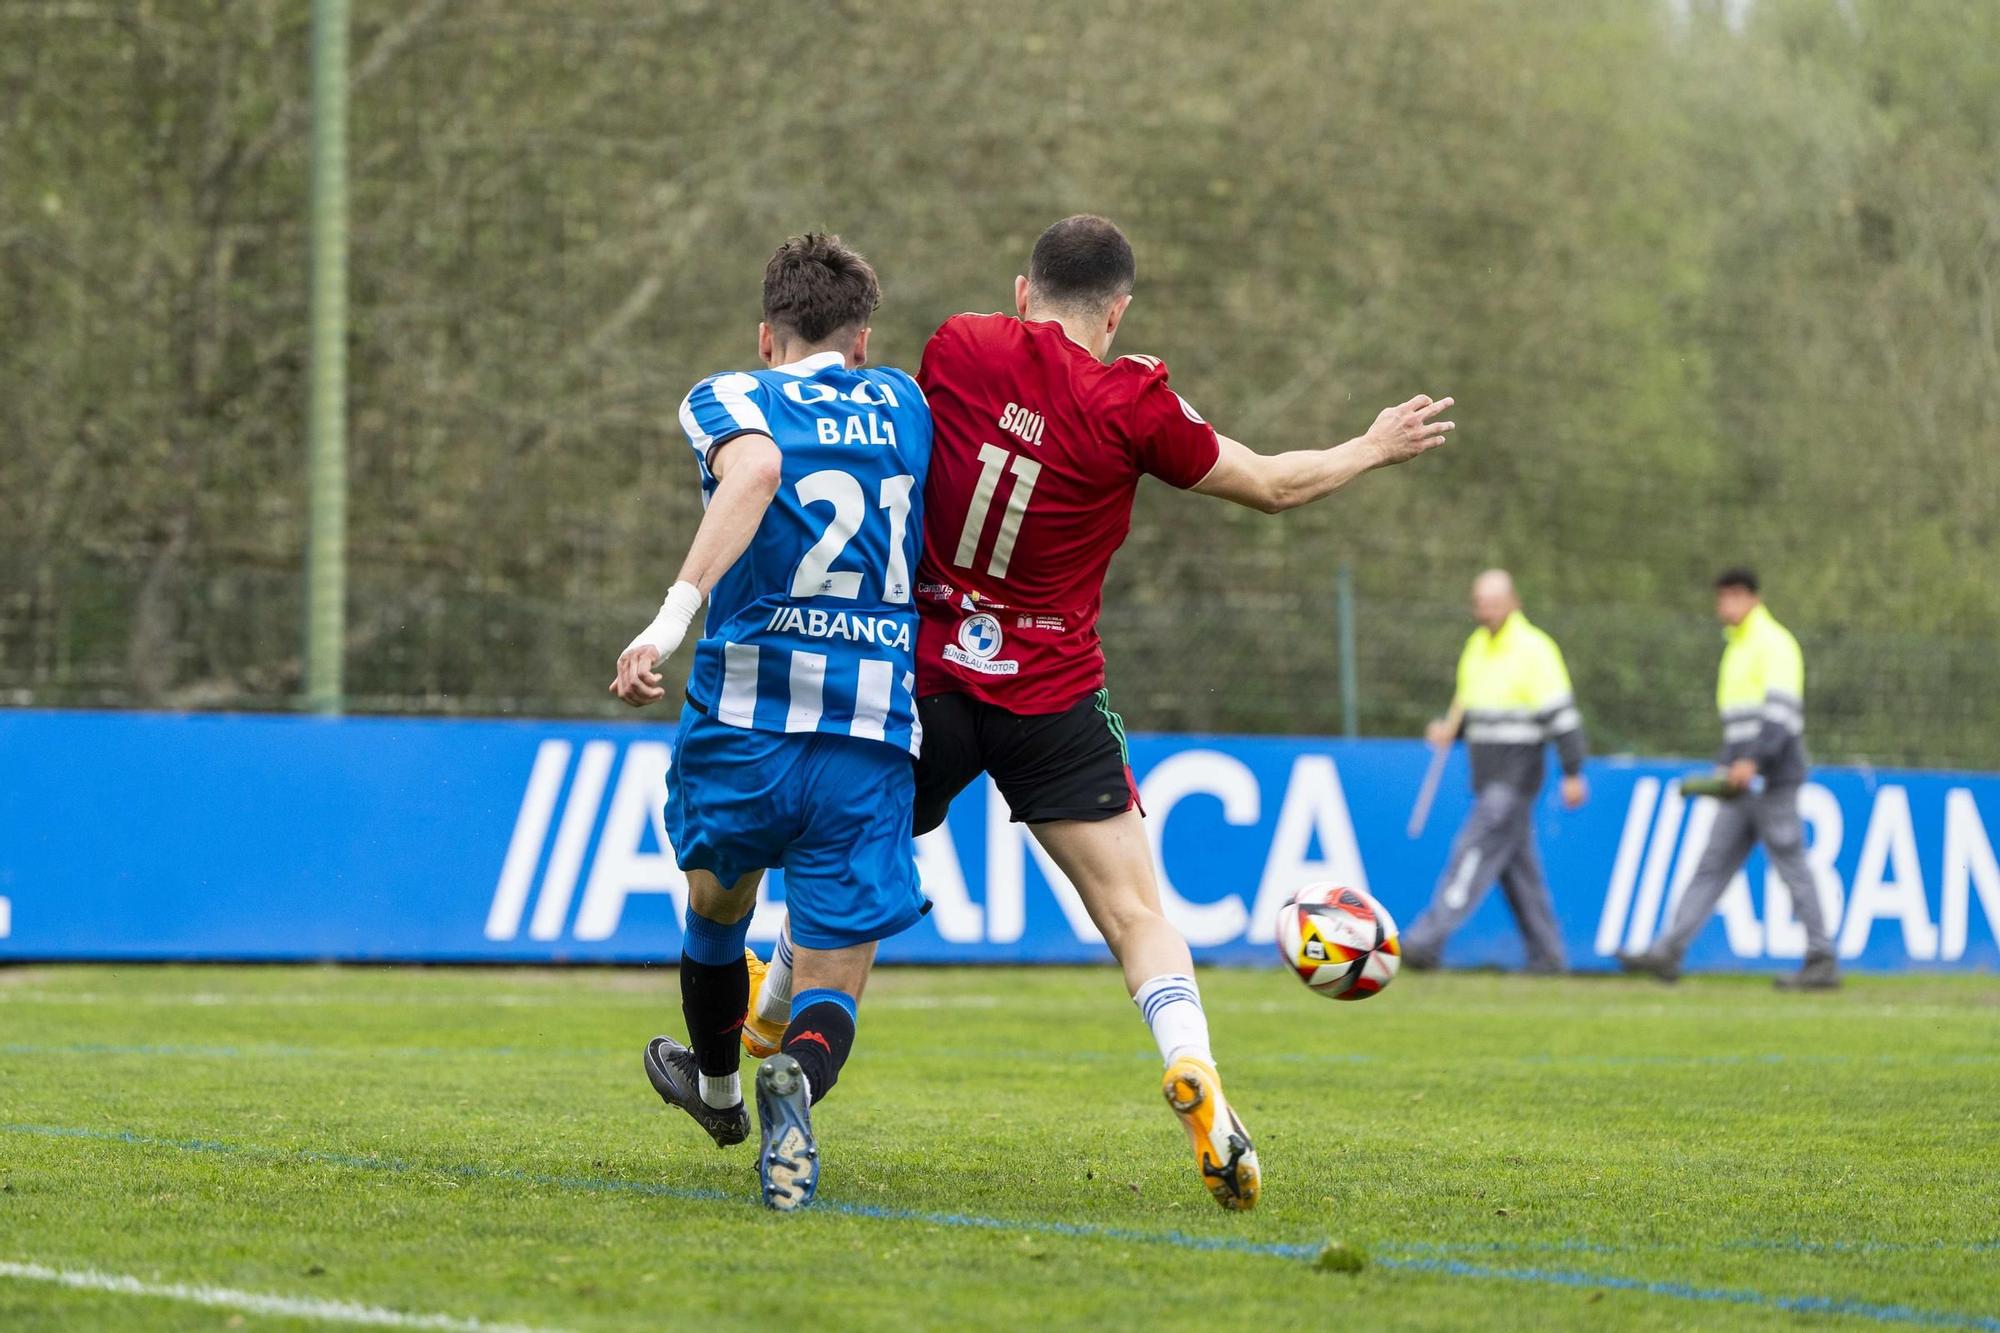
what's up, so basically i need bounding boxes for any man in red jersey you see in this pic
[744,215,1453,1211]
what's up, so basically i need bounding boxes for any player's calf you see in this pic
[645,898,756,1146]
[779,986,857,1105]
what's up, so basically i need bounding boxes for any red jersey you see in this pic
[914,313,1221,712]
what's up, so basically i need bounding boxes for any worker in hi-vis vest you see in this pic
[1621,568,1839,989]
[1403,570,1588,973]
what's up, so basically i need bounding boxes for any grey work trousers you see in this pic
[1654,782,1832,963]
[1404,783,1565,970]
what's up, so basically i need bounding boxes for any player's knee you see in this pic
[1764,822,1805,855]
[1094,891,1173,946]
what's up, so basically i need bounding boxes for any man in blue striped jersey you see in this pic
[610,234,932,1210]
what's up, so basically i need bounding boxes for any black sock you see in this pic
[781,994,856,1105]
[679,953,748,1081]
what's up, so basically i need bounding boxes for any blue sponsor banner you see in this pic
[2,710,1997,969]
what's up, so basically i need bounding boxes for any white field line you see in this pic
[0,1259,562,1331]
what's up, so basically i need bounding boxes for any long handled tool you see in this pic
[1406,700,1464,839]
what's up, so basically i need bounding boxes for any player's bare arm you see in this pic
[610,433,783,707]
[1191,394,1455,514]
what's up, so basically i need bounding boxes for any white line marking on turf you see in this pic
[0,1260,563,1332]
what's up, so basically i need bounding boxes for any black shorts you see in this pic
[913,688,1139,836]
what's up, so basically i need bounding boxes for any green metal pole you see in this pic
[1337,563,1358,738]
[304,0,349,714]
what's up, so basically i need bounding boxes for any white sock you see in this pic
[698,1071,740,1109]
[1133,973,1213,1067]
[756,923,796,1026]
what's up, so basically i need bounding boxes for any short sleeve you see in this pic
[678,371,772,479]
[916,315,970,398]
[1122,361,1221,489]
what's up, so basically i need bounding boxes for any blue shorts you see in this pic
[664,704,925,951]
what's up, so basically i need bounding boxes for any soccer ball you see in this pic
[1275,883,1401,1000]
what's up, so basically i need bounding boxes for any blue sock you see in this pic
[679,910,752,1082]
[782,987,858,1104]
[681,909,750,967]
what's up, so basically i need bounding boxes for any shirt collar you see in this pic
[770,350,848,377]
[1726,603,1770,643]
[1484,609,1527,643]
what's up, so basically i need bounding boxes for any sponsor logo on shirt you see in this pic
[782,380,903,408]
[957,614,1004,660]
[944,613,1020,675]
[764,606,913,651]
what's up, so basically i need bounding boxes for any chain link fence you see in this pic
[4,0,1997,769]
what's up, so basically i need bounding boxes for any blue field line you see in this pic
[1396,1237,2000,1260]
[10,1123,2000,1327]
[1384,1257,2000,1330]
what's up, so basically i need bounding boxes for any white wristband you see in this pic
[624,581,704,660]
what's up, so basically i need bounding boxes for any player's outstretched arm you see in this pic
[1191,395,1454,514]
[610,434,783,707]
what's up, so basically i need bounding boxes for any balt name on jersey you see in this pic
[914,313,1220,713]
[679,351,933,753]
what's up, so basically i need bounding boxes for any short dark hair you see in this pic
[761,234,879,344]
[1028,215,1135,311]
[1715,567,1761,593]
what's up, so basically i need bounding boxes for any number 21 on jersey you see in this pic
[952,443,1041,580]
[792,468,915,603]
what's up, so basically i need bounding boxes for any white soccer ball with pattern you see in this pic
[1275,883,1401,1000]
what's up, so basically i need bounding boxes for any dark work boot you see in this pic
[1775,955,1841,991]
[1616,949,1680,984]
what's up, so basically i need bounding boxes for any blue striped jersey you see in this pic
[677,350,933,755]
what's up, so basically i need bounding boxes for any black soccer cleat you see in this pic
[756,1053,820,1211]
[644,1036,748,1147]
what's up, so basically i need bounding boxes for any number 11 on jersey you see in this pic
[952,442,1042,580]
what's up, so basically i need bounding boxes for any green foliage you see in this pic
[2,2,1995,765]
[3,965,1998,1329]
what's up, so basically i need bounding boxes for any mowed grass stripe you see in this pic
[6,1040,1998,1071]
[9,1122,1999,1331]
[7,967,1995,1329]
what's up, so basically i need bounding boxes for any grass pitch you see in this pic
[2,965,1996,1331]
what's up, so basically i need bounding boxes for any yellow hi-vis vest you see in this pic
[1717,602,1807,782]
[1454,611,1585,791]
